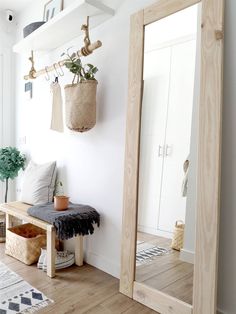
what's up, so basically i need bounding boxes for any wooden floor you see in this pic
[136,232,193,305]
[0,244,157,314]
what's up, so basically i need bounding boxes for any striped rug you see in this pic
[136,242,171,266]
[0,261,53,313]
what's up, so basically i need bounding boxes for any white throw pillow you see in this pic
[20,161,57,205]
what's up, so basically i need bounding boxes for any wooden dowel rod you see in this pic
[24,40,102,80]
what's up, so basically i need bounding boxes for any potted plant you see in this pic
[54,181,69,211]
[62,49,98,133]
[0,147,26,202]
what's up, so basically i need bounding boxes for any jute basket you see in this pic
[64,80,97,132]
[5,223,46,265]
[0,212,6,243]
[171,220,185,251]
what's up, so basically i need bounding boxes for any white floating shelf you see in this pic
[13,0,115,54]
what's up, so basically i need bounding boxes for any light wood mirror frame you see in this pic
[120,0,224,313]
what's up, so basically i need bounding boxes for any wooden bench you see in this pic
[0,201,84,278]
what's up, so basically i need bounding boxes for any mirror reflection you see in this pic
[136,4,201,305]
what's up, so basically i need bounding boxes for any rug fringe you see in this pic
[20,299,54,313]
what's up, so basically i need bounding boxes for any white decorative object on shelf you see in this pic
[13,0,115,54]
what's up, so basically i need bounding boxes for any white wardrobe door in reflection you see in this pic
[138,40,196,236]
[138,48,171,232]
[158,40,196,233]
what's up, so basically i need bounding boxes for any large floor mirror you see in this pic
[136,3,199,305]
[120,0,224,313]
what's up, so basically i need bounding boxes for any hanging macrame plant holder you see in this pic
[64,80,97,132]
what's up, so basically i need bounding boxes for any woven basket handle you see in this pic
[175,220,185,228]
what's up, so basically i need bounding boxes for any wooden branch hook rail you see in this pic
[24,16,102,81]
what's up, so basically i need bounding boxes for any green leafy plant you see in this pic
[61,48,98,84]
[0,147,26,202]
[55,181,65,196]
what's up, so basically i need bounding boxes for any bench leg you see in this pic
[75,235,83,266]
[5,213,13,229]
[47,227,56,278]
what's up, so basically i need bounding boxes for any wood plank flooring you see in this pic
[136,232,193,304]
[0,243,157,314]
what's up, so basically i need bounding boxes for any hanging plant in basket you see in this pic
[62,49,98,132]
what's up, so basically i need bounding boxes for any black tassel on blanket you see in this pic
[27,202,100,240]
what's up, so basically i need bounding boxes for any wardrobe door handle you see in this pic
[158,145,164,157]
[165,145,172,156]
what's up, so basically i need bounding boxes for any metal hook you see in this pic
[57,62,64,76]
[53,63,60,76]
[53,64,59,83]
[45,66,50,81]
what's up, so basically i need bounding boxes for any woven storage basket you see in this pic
[171,220,185,251]
[64,80,97,132]
[0,212,6,243]
[5,223,46,265]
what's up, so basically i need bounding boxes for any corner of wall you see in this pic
[85,251,120,279]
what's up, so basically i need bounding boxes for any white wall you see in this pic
[0,13,16,202]
[13,0,236,313]
[15,0,156,278]
[181,5,201,263]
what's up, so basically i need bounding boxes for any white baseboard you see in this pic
[85,251,120,279]
[179,248,195,264]
[63,238,120,279]
[217,309,225,314]
[138,225,173,239]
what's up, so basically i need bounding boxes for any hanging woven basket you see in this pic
[171,220,185,251]
[64,80,97,132]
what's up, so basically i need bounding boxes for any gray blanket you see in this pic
[27,202,100,240]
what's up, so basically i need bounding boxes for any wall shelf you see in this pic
[13,0,115,54]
